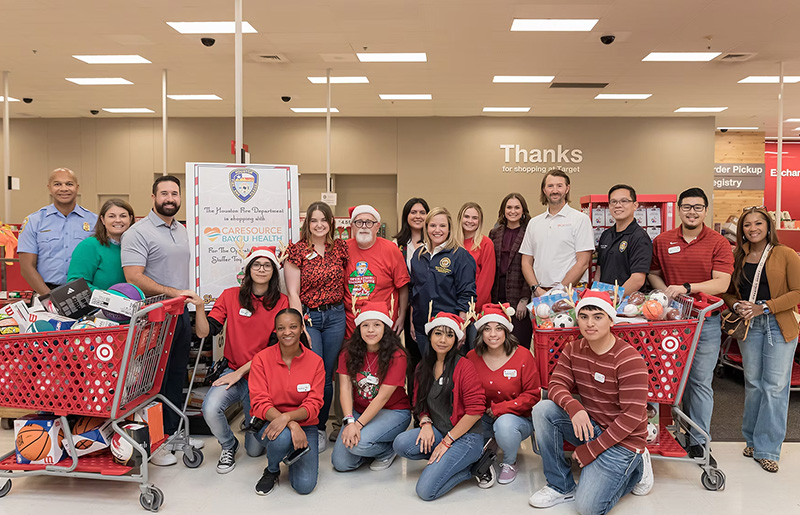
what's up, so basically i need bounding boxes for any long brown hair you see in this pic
[94,198,134,246]
[731,207,781,295]
[496,192,531,227]
[474,323,519,356]
[300,201,335,249]
[238,259,282,313]
[343,322,408,382]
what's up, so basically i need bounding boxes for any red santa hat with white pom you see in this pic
[424,312,465,340]
[474,303,516,331]
[354,301,394,327]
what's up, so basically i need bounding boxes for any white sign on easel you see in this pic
[186,162,300,308]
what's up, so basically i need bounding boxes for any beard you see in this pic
[155,201,179,217]
[355,232,374,247]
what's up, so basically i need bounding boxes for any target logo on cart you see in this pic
[96,343,114,362]
[661,336,680,353]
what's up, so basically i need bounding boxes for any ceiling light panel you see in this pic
[0,96,20,102]
[483,107,530,112]
[307,76,369,84]
[594,94,652,100]
[356,53,427,62]
[379,94,431,100]
[642,52,721,62]
[290,108,340,113]
[167,95,222,100]
[102,108,154,113]
[72,55,151,64]
[674,107,728,112]
[166,21,257,34]
[510,19,599,31]
[66,78,132,85]
[493,76,554,83]
[738,76,800,84]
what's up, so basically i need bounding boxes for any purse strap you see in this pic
[748,243,772,303]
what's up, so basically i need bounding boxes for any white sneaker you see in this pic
[528,485,576,508]
[632,448,654,496]
[370,452,397,471]
[150,447,178,467]
[476,463,497,489]
[318,430,327,453]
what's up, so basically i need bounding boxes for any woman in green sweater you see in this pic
[68,198,135,290]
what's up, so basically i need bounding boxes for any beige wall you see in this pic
[1,116,714,233]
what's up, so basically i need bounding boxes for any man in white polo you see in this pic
[520,169,594,297]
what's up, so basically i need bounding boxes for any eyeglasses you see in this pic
[609,199,634,206]
[742,205,766,212]
[353,219,378,228]
[679,204,707,213]
[251,262,273,271]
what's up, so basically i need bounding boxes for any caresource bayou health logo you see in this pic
[499,144,583,174]
[230,168,259,202]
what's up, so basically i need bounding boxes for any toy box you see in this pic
[14,415,67,465]
[64,416,114,457]
[129,402,165,444]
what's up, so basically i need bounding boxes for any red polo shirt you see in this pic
[650,225,733,285]
[249,344,325,426]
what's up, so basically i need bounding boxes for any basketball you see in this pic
[27,319,55,333]
[102,283,145,322]
[16,424,52,462]
[642,300,664,321]
[73,416,105,436]
[110,432,134,464]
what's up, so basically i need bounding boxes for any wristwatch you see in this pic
[530,284,541,294]
[762,304,771,315]
[683,282,692,294]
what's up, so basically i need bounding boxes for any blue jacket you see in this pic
[410,245,476,330]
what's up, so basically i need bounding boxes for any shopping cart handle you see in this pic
[693,292,724,317]
[145,296,187,322]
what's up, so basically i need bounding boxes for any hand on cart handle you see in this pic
[571,410,594,442]
[664,284,689,300]
[184,292,204,309]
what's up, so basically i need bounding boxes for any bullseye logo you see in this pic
[661,336,679,353]
[96,344,114,362]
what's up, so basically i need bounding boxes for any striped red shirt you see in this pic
[650,225,733,285]
[548,337,648,466]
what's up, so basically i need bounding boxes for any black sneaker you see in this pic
[255,468,279,495]
[687,444,717,468]
[216,439,239,474]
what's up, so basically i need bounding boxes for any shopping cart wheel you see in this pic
[0,478,11,498]
[701,469,726,491]
[139,486,164,512]
[182,447,204,468]
[0,418,13,430]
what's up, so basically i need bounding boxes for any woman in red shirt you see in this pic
[195,247,289,474]
[332,301,411,472]
[392,312,494,500]
[466,303,540,485]
[249,309,325,496]
[285,201,349,450]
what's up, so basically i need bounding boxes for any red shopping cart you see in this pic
[533,293,726,491]
[0,296,203,512]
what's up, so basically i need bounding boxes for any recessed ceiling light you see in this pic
[0,96,20,102]
[786,118,800,122]
[483,107,531,113]
[66,77,132,85]
[290,107,340,113]
[642,52,721,62]
[379,94,431,100]
[493,76,554,83]
[72,55,151,64]
[166,21,257,34]
[307,76,369,84]
[594,93,652,100]
[102,108,154,113]
[356,53,427,62]
[794,127,800,131]
[738,76,800,84]
[510,19,599,31]
[716,126,759,130]
[167,94,222,100]
[674,107,728,112]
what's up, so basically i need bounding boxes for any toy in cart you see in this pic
[0,294,204,512]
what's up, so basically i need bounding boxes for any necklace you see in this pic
[365,352,379,375]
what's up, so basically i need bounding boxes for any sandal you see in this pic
[756,458,779,473]
[742,446,754,458]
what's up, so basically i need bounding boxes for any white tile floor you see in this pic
[1,418,799,514]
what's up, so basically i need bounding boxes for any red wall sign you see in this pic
[764,142,800,215]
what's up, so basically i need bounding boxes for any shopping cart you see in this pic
[0,296,203,512]
[532,293,726,491]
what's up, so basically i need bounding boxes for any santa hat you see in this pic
[424,312,465,340]
[242,246,280,271]
[354,301,394,327]
[349,204,381,223]
[474,303,515,331]
[575,290,616,320]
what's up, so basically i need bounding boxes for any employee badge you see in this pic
[239,308,252,317]
[83,222,91,231]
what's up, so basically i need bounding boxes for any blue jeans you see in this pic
[393,427,484,501]
[481,413,533,465]
[683,313,722,445]
[305,303,347,431]
[533,400,643,514]
[331,409,411,471]
[740,314,799,461]
[258,425,319,495]
[202,368,264,456]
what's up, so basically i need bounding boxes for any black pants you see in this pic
[404,313,421,403]
[160,309,191,435]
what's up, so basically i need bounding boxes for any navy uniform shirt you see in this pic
[596,219,652,290]
[17,204,98,285]
[409,245,476,331]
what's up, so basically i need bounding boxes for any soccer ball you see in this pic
[646,422,658,443]
[552,313,575,328]
[649,291,669,308]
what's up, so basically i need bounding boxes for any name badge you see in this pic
[297,383,311,392]
[503,369,518,378]
[667,245,681,254]
[306,252,318,260]
[364,375,379,385]
[594,372,606,383]
[239,308,252,317]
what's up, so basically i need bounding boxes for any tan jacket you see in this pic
[722,244,800,341]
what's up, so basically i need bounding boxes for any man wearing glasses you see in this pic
[343,205,409,338]
[596,184,653,293]
[648,187,733,465]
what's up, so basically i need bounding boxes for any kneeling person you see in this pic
[529,291,653,513]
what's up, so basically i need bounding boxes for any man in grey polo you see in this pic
[121,175,201,466]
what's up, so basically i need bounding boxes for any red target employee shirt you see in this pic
[337,349,411,414]
[464,237,496,308]
[650,225,733,286]
[249,344,325,426]
[208,288,289,370]
[343,238,410,337]
[466,347,540,417]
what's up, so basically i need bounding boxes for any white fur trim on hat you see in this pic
[575,297,617,321]
[474,314,513,332]
[424,317,464,340]
[242,248,280,271]
[354,310,393,328]
[350,205,381,224]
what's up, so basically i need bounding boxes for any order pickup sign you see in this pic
[713,163,765,190]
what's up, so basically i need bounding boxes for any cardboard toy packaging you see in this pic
[128,402,165,444]
[64,417,114,457]
[14,415,67,465]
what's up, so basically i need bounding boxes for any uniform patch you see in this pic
[20,217,29,233]
[435,256,452,274]
[83,222,91,232]
[618,240,628,252]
